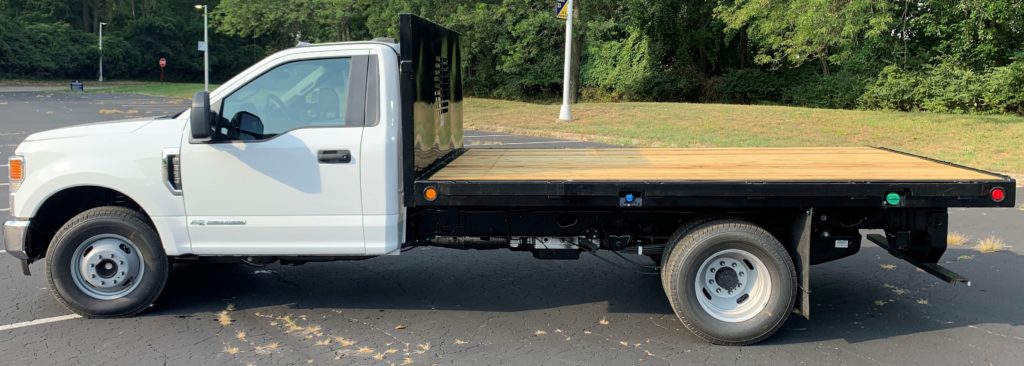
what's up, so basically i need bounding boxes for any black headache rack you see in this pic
[399,14,464,207]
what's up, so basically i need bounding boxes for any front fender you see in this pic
[11,119,190,255]
[14,135,185,219]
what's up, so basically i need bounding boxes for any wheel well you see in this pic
[26,186,153,260]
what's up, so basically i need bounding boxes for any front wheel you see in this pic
[662,220,796,345]
[45,206,169,317]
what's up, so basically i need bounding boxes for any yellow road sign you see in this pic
[556,1,569,19]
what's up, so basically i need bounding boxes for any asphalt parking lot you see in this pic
[0,90,1023,365]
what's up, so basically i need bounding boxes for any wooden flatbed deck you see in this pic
[428,147,1002,182]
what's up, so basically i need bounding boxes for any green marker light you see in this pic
[885,192,901,206]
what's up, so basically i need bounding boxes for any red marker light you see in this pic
[990,187,1006,203]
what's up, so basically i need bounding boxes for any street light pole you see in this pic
[98,22,107,82]
[557,0,574,122]
[195,4,210,91]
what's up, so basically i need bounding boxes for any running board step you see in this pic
[866,234,971,286]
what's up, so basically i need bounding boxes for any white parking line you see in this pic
[0,183,8,186]
[470,140,588,146]
[464,134,513,138]
[0,314,82,332]
[0,208,9,212]
[122,104,188,107]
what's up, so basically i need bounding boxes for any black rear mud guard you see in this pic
[792,208,812,319]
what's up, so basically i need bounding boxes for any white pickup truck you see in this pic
[3,15,1016,345]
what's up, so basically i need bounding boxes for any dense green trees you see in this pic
[0,0,265,81]
[1,0,1022,115]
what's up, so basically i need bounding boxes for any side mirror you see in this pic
[234,111,264,139]
[190,91,212,142]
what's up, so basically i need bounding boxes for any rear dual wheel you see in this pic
[662,220,796,345]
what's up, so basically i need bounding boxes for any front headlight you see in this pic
[8,156,24,193]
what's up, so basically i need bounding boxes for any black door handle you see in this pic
[318,150,352,164]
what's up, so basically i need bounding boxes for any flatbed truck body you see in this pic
[3,14,1015,345]
[415,146,1010,208]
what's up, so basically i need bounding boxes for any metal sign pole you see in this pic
[98,22,106,82]
[203,5,209,91]
[557,0,574,122]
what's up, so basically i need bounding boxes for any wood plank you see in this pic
[428,147,1002,182]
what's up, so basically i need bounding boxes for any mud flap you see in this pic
[792,208,812,319]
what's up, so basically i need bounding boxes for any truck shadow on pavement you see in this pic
[151,245,1024,345]
[767,246,1024,345]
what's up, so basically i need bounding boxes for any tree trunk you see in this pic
[82,0,90,32]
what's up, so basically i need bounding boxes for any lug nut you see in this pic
[731,263,737,268]
[710,268,716,273]
[720,261,725,266]
[739,272,744,277]
[716,289,721,294]
[709,280,715,285]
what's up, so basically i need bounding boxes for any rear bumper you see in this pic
[3,218,30,260]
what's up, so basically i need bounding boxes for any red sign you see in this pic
[159,58,167,68]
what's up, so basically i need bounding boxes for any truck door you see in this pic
[181,52,372,255]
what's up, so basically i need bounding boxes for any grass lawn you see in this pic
[464,98,1024,175]
[90,82,217,100]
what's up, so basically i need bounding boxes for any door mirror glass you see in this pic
[232,111,265,140]
[190,91,212,142]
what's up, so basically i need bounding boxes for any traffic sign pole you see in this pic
[558,0,574,122]
[202,5,209,91]
[98,22,106,82]
[159,58,167,82]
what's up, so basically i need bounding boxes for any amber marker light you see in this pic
[423,186,439,201]
[8,156,24,191]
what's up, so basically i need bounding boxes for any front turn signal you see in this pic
[8,156,24,192]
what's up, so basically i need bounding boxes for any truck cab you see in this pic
[8,41,407,258]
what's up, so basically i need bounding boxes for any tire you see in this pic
[662,220,796,345]
[45,206,169,317]
[659,216,724,270]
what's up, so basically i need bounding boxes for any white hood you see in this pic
[24,117,155,142]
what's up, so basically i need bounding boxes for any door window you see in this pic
[219,58,353,140]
